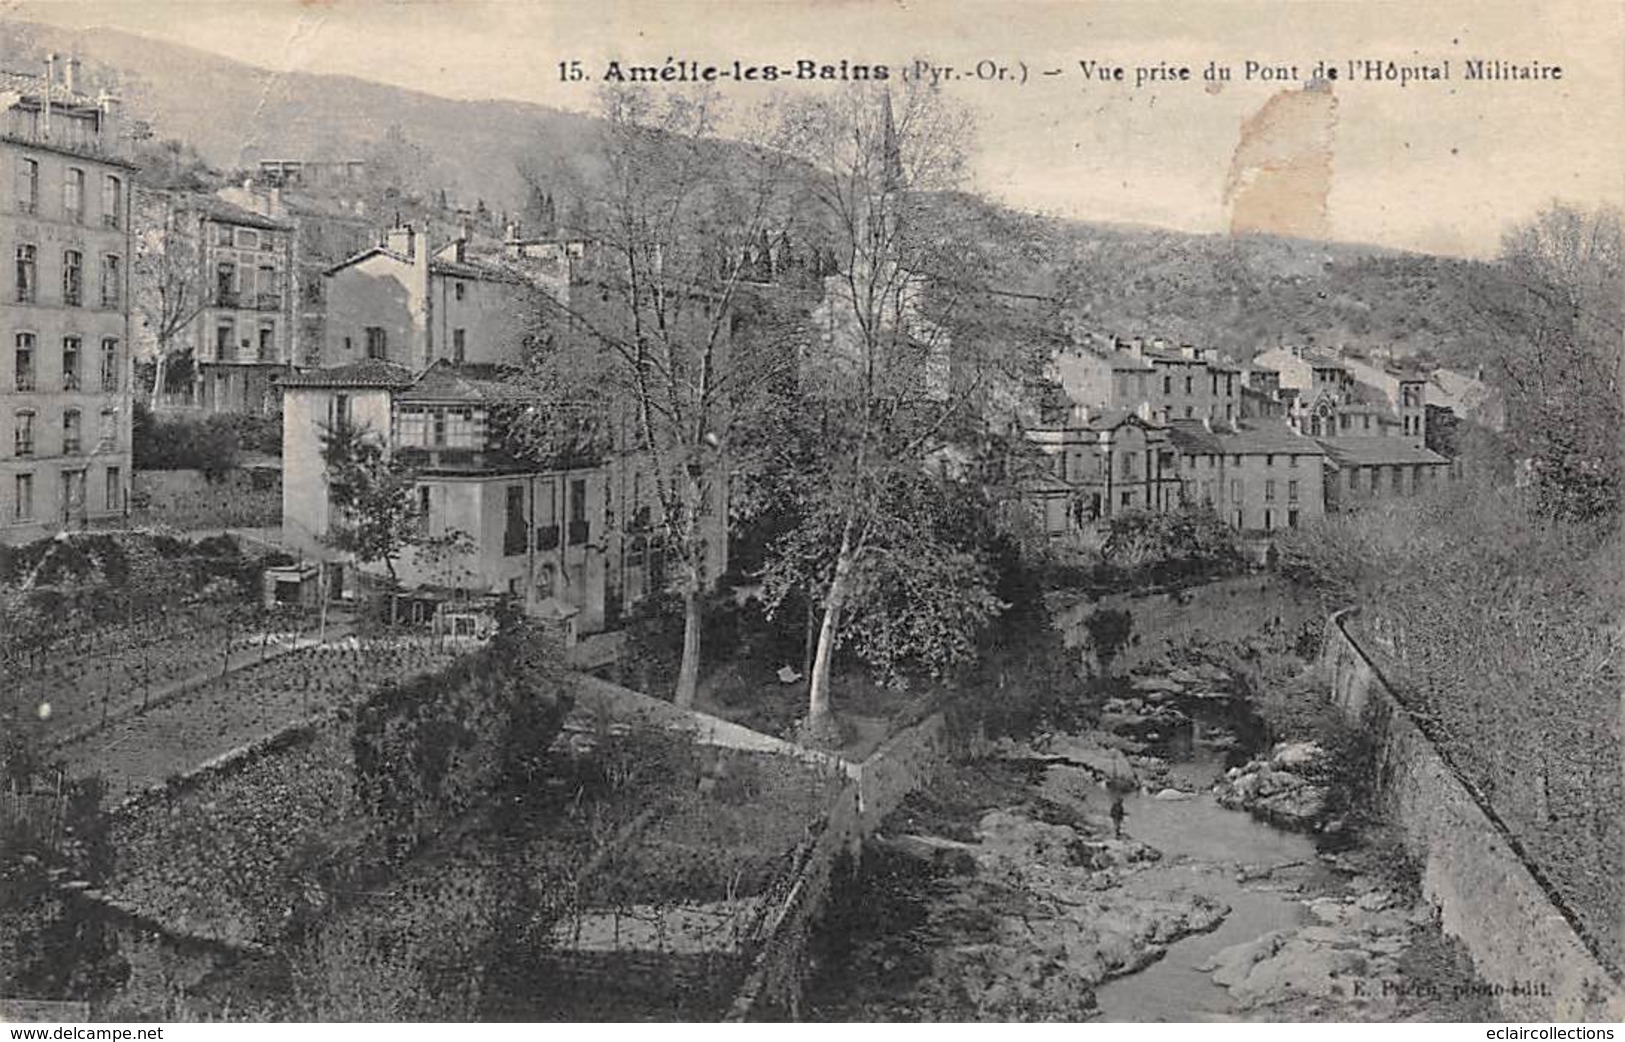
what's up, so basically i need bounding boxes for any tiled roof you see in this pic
[397,361,536,402]
[183,193,293,232]
[277,360,416,389]
[1315,438,1451,467]
[0,70,100,108]
[1169,419,1323,457]
[429,256,529,285]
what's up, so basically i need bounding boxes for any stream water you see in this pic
[1082,784,1322,1021]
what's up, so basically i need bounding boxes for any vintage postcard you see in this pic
[0,0,1619,1027]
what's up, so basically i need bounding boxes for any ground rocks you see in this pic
[1215,742,1333,832]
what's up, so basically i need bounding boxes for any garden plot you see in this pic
[56,640,460,801]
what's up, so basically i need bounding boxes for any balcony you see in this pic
[257,293,283,312]
[535,524,560,551]
[215,290,240,309]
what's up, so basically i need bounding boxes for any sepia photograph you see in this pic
[0,0,1620,1027]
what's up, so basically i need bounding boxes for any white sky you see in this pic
[9,0,1623,257]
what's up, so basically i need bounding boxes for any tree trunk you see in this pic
[674,581,702,708]
[803,544,852,749]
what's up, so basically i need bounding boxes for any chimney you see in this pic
[385,223,416,257]
[65,55,81,94]
[1073,403,1090,427]
[96,89,121,154]
[1128,336,1145,358]
[268,186,284,218]
[1179,343,1196,359]
[42,54,55,138]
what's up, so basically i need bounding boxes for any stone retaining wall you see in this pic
[727,711,950,1021]
[1058,574,1323,672]
[1325,610,1624,1021]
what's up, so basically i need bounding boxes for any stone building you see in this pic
[1,62,134,544]
[1048,334,1243,425]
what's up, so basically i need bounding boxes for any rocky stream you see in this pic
[806,651,1495,1022]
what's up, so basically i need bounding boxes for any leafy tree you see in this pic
[318,421,468,612]
[757,82,1042,743]
[508,85,799,708]
[1482,204,1622,521]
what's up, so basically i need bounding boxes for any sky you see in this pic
[9,0,1623,257]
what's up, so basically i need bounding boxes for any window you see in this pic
[91,346,132,414]
[61,470,84,522]
[1288,454,1298,468]
[432,410,446,446]
[1120,491,1133,508]
[1226,375,1234,396]
[100,254,121,308]
[62,409,82,454]
[1265,454,1274,467]
[61,250,82,306]
[16,158,38,214]
[216,261,237,306]
[452,328,466,363]
[1211,373,1219,395]
[1120,453,1133,478]
[567,478,590,544]
[1230,478,1242,503]
[63,168,84,222]
[330,394,351,430]
[236,228,259,250]
[1264,509,1273,531]
[258,323,275,362]
[14,334,35,391]
[454,282,466,301]
[99,409,116,451]
[1288,508,1300,528]
[260,232,275,254]
[16,245,36,303]
[101,176,121,228]
[504,484,527,556]
[211,224,233,247]
[1232,454,1242,468]
[13,411,34,457]
[365,327,387,360]
[1162,374,1171,395]
[258,266,278,308]
[1391,466,1403,493]
[105,466,122,513]
[1264,479,1276,502]
[1288,479,1299,502]
[215,321,235,361]
[1183,406,1193,418]
[1348,469,1358,491]
[415,485,431,535]
[1412,464,1425,490]
[61,337,80,391]
[13,474,32,521]
[1184,375,1193,394]
[1200,480,1211,503]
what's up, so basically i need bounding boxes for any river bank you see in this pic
[805,649,1494,1022]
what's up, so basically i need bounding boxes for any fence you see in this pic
[1324,609,1624,1021]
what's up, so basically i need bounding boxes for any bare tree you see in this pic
[505,87,801,708]
[132,189,207,408]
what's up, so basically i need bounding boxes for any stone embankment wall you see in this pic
[1056,574,1323,672]
[727,712,950,1021]
[1324,611,1624,1021]
[132,467,281,530]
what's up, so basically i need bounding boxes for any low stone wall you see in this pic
[132,467,281,531]
[1325,611,1624,1021]
[1057,574,1323,672]
[569,673,857,779]
[727,712,950,1021]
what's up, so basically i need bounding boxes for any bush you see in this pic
[132,403,242,479]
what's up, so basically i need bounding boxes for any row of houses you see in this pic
[1019,335,1469,544]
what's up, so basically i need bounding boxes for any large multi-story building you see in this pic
[321,224,537,370]
[1,62,134,544]
[1048,335,1243,425]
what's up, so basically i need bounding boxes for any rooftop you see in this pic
[181,192,294,232]
[1168,419,1324,456]
[276,359,416,389]
[0,69,101,109]
[397,360,540,403]
[1316,437,1451,467]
